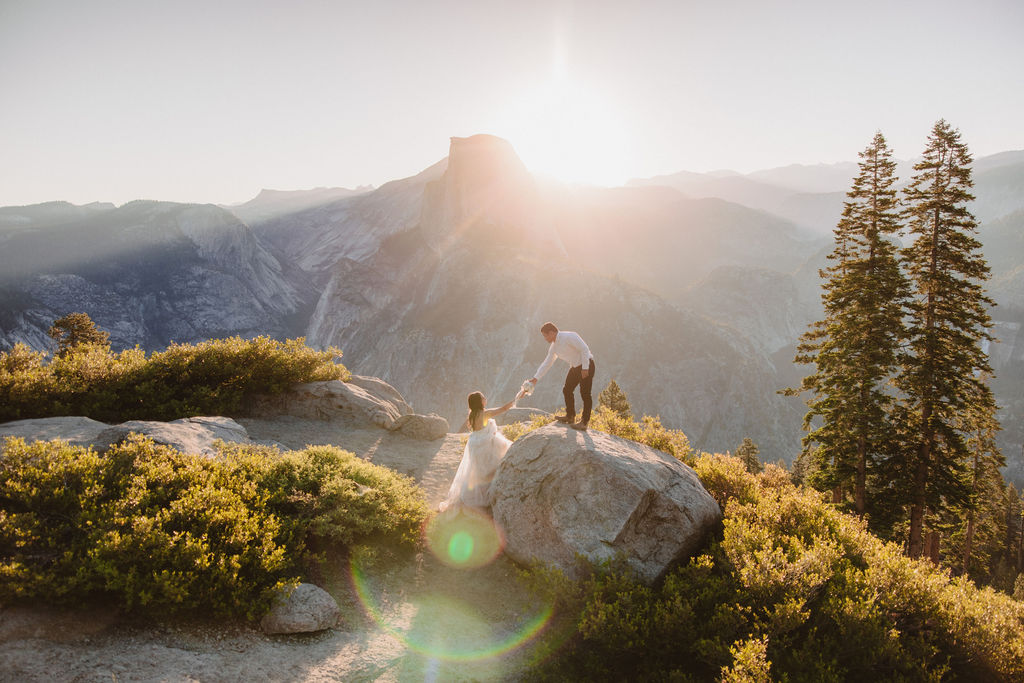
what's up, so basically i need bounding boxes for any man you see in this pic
[529,322,595,431]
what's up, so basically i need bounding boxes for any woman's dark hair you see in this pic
[467,391,485,430]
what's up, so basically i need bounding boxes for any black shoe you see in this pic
[570,421,588,431]
[554,415,574,424]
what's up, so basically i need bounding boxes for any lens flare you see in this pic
[347,552,553,663]
[447,531,475,564]
[425,507,505,569]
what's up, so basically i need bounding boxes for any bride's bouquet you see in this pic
[513,379,534,407]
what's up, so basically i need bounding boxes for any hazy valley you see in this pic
[2,135,1023,484]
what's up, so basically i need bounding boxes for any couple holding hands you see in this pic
[439,322,596,512]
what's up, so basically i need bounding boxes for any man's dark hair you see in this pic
[540,322,558,335]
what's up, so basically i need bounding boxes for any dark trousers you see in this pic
[563,359,596,425]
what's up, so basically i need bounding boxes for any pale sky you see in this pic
[2,0,1022,206]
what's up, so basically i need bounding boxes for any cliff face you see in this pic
[246,161,447,280]
[0,201,310,351]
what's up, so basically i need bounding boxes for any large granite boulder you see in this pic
[246,379,410,429]
[246,379,449,440]
[93,417,251,456]
[489,424,721,584]
[260,583,341,635]
[346,374,414,415]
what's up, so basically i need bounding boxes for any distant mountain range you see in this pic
[2,137,1023,485]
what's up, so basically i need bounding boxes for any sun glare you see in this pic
[496,79,634,187]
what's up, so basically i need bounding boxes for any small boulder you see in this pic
[489,424,721,585]
[260,583,341,635]
[390,413,449,440]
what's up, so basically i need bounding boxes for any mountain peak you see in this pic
[446,134,530,183]
[439,134,537,231]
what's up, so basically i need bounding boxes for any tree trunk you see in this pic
[962,509,976,575]
[926,529,941,564]
[962,448,981,575]
[856,433,866,516]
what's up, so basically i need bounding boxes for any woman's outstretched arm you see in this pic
[483,390,525,421]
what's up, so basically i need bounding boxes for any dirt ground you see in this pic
[0,417,557,682]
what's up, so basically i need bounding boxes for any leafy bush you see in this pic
[0,336,348,423]
[0,436,427,618]
[524,453,1024,681]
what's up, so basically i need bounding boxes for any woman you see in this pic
[439,389,524,511]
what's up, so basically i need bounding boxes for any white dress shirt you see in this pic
[534,331,594,380]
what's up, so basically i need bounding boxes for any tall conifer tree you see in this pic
[896,119,997,558]
[935,384,1006,581]
[791,132,907,516]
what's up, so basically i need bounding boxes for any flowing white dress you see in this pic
[439,419,512,511]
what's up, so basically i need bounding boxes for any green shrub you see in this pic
[0,336,348,423]
[523,453,1024,681]
[0,436,427,618]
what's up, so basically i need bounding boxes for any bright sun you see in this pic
[495,79,634,187]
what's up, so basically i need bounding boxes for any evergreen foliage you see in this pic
[47,312,111,357]
[0,335,349,423]
[896,119,997,558]
[735,437,762,474]
[598,379,632,418]
[790,132,908,517]
[523,456,1024,681]
[940,391,1007,583]
[0,436,427,618]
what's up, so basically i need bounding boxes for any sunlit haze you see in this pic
[1,0,1022,206]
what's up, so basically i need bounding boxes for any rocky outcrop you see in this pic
[346,375,414,415]
[246,380,408,428]
[260,583,341,635]
[93,417,251,456]
[0,416,109,448]
[0,416,252,456]
[0,378,448,452]
[246,379,448,439]
[489,424,721,585]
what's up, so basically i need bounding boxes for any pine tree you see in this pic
[940,388,1006,582]
[1004,484,1024,580]
[48,312,110,357]
[897,120,997,559]
[736,437,763,474]
[598,379,632,418]
[789,132,908,516]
